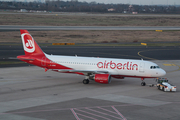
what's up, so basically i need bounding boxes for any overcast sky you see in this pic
[79,0,180,5]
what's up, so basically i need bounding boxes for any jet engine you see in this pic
[94,74,111,84]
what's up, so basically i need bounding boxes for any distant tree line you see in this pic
[0,0,180,14]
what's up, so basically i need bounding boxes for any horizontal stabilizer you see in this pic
[8,57,18,59]
[10,57,35,61]
[18,58,35,60]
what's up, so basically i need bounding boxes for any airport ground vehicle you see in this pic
[156,78,176,92]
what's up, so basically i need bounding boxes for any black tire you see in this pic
[141,82,146,86]
[83,79,87,84]
[83,79,89,84]
[86,79,89,84]
[162,87,165,91]
[158,85,160,90]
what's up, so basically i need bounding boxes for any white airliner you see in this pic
[17,30,166,86]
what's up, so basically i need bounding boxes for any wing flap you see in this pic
[52,69,109,74]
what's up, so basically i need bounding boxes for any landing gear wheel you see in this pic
[162,87,165,91]
[83,79,89,84]
[141,82,146,86]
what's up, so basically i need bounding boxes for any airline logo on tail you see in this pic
[21,33,35,53]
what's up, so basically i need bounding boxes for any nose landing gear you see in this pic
[141,78,146,86]
[141,82,146,86]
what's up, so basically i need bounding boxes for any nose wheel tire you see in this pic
[83,79,89,84]
[141,82,146,86]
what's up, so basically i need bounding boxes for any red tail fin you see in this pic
[20,30,44,55]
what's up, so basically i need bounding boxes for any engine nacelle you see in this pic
[94,74,111,84]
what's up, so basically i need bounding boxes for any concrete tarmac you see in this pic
[0,45,180,119]
[0,60,180,119]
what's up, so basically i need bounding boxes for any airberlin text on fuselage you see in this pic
[97,61,138,70]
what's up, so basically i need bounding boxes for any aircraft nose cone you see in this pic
[161,69,166,76]
[156,69,166,77]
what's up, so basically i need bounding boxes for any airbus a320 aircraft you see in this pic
[17,30,166,86]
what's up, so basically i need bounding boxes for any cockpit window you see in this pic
[150,66,160,69]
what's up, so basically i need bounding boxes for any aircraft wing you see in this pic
[52,69,109,74]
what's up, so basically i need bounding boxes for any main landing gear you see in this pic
[83,79,89,84]
[141,78,146,86]
[83,75,93,84]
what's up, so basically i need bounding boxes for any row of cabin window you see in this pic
[58,61,97,65]
[57,61,137,67]
[150,66,160,69]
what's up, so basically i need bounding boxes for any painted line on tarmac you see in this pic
[73,106,125,120]
[74,108,111,120]
[137,50,157,60]
[112,106,127,120]
[71,108,80,120]
[137,49,180,60]
[0,104,133,116]
[138,49,179,60]
[76,112,98,120]
[166,63,180,73]
[163,64,176,66]
[84,107,122,120]
[97,107,118,114]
